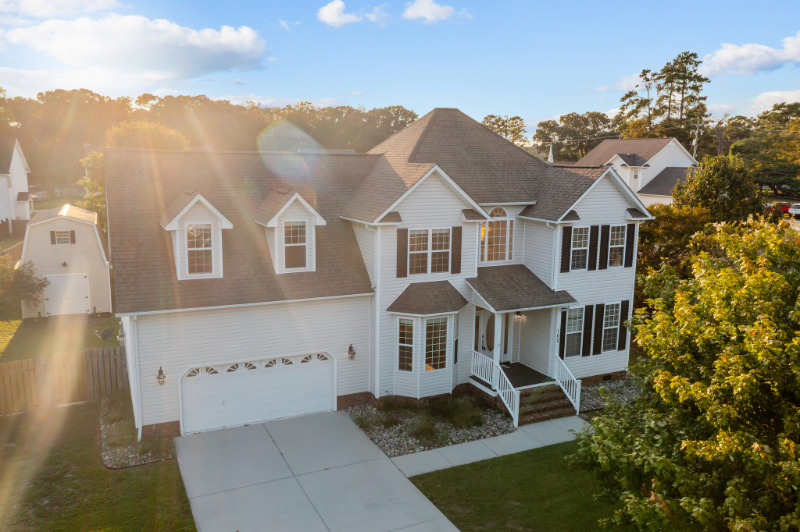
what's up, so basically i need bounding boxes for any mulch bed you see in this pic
[580,379,642,413]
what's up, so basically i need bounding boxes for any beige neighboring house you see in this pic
[559,138,697,207]
[19,204,111,318]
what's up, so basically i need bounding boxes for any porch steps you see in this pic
[517,384,576,426]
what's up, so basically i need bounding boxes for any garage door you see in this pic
[180,352,335,434]
[45,274,90,316]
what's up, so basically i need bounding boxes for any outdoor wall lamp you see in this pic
[157,367,166,385]
[348,344,356,360]
[62,261,68,267]
[515,311,522,320]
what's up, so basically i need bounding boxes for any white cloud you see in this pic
[595,73,640,92]
[317,0,362,27]
[350,90,364,96]
[365,4,388,24]
[4,14,267,80]
[605,107,620,119]
[747,89,800,115]
[402,0,455,22]
[233,78,246,86]
[0,0,121,18]
[701,31,800,76]
[707,103,736,116]
[0,14,31,25]
[278,19,290,31]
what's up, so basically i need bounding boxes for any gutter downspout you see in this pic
[365,224,381,399]
[132,315,144,442]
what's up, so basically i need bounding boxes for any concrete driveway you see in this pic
[175,411,458,532]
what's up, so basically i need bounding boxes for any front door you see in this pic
[474,310,512,362]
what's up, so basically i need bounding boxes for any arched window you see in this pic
[481,207,514,262]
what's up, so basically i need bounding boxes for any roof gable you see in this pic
[561,167,651,222]
[0,138,29,174]
[254,190,326,228]
[576,138,674,167]
[161,192,233,230]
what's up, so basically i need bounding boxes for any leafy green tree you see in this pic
[636,203,712,279]
[673,155,763,222]
[572,219,800,531]
[481,115,529,146]
[0,258,49,319]
[77,121,190,232]
[533,111,614,160]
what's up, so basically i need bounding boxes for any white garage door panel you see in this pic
[181,355,334,434]
[45,274,90,316]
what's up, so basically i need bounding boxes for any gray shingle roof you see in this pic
[627,208,648,219]
[387,281,468,315]
[462,208,485,221]
[253,189,296,226]
[106,149,378,314]
[466,265,575,312]
[638,167,693,196]
[0,137,16,174]
[30,204,97,225]
[575,138,674,167]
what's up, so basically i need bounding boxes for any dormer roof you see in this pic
[160,191,233,230]
[254,189,326,228]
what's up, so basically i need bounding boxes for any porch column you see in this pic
[492,311,502,389]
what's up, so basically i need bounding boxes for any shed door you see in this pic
[180,353,335,434]
[45,274,90,316]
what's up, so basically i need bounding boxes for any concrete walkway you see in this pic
[391,416,589,477]
[175,411,458,532]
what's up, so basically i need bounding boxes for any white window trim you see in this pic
[283,219,309,272]
[424,315,449,372]
[570,226,590,271]
[54,230,71,245]
[608,225,627,268]
[408,227,451,276]
[632,168,639,180]
[182,221,222,280]
[564,307,584,358]
[601,301,622,353]
[397,317,414,373]
[479,208,514,263]
[277,217,315,274]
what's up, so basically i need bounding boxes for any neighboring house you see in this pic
[0,137,33,231]
[105,108,653,438]
[20,205,112,318]
[562,138,697,207]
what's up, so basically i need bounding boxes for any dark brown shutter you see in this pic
[50,231,55,245]
[582,306,594,357]
[588,225,599,271]
[451,226,462,274]
[618,300,630,350]
[559,310,567,359]
[560,226,572,273]
[396,228,408,278]
[593,303,605,355]
[598,225,610,270]
[69,230,76,244]
[474,315,480,351]
[503,313,509,355]
[624,223,636,267]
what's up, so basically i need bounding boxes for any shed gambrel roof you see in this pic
[30,204,98,225]
[106,149,379,314]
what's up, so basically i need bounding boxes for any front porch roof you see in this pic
[387,280,468,316]
[466,264,575,312]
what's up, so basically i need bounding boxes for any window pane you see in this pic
[602,303,621,352]
[188,249,213,274]
[608,226,625,267]
[566,308,583,333]
[425,317,447,371]
[508,220,514,258]
[409,252,428,274]
[431,229,449,251]
[486,220,507,261]
[572,227,588,248]
[489,207,507,218]
[610,226,626,246]
[603,328,618,352]
[409,230,428,252]
[609,247,624,267]
[565,308,583,358]
[55,231,71,244]
[187,224,212,249]
[284,221,306,244]
[604,304,620,328]
[566,333,582,357]
[571,249,587,270]
[284,245,307,269]
[431,251,449,273]
[398,318,413,372]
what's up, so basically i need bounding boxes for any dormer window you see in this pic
[284,221,307,269]
[187,224,213,275]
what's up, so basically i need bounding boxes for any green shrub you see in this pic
[379,412,402,429]
[428,397,484,429]
[351,411,379,431]
[410,417,445,445]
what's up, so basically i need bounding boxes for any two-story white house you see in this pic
[564,138,697,207]
[0,137,33,232]
[106,108,652,438]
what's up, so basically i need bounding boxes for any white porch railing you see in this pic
[496,367,520,427]
[470,350,494,385]
[554,357,581,413]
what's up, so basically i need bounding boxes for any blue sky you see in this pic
[0,0,799,127]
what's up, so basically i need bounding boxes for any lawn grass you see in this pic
[0,233,24,250]
[32,198,70,211]
[412,440,634,532]
[101,391,177,468]
[0,314,120,362]
[0,402,195,531]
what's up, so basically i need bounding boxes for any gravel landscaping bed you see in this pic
[347,397,514,458]
[580,379,642,412]
[100,392,176,468]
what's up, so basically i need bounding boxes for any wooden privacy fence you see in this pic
[2,241,23,263]
[0,347,128,416]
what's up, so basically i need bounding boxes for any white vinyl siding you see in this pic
[522,220,554,284]
[21,218,111,319]
[134,295,371,426]
[517,308,551,375]
[378,171,474,398]
[352,222,375,286]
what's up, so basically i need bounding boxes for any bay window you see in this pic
[425,317,448,371]
[398,319,413,372]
